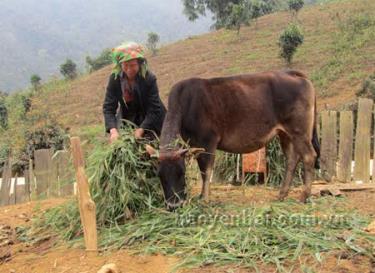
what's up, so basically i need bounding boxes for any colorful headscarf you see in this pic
[111,42,148,79]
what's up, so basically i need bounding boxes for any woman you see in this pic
[103,42,166,143]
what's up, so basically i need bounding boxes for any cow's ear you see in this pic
[145,144,159,158]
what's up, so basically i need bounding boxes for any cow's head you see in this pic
[146,145,204,210]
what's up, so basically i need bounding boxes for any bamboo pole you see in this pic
[70,137,97,255]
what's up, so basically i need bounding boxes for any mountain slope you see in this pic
[0,0,212,92]
[29,0,375,136]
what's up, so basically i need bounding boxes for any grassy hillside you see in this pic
[27,0,374,137]
[3,0,375,159]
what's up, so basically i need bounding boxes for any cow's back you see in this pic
[163,70,315,153]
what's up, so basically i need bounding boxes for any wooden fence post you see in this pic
[53,150,74,197]
[8,174,17,205]
[34,149,53,198]
[321,111,338,181]
[70,137,97,255]
[50,152,59,198]
[29,159,37,201]
[23,169,31,202]
[354,98,373,183]
[337,111,353,182]
[15,177,27,204]
[0,158,12,206]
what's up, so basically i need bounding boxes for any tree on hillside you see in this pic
[0,143,10,169]
[288,0,304,18]
[182,0,279,30]
[86,48,112,73]
[0,99,8,129]
[251,0,274,27]
[21,94,32,116]
[60,59,77,80]
[278,23,304,65]
[251,0,262,27]
[147,32,160,56]
[24,121,68,159]
[0,91,8,100]
[225,1,252,35]
[30,74,41,91]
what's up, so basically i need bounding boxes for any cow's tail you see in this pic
[286,69,320,169]
[312,93,320,169]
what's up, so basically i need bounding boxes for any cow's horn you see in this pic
[188,148,205,156]
[173,148,189,158]
[145,144,159,158]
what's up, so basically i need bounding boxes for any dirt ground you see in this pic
[0,186,374,273]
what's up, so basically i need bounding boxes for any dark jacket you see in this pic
[103,71,166,136]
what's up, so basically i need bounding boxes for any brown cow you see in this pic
[147,70,320,210]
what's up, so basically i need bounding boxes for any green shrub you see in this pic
[146,32,160,56]
[30,74,42,91]
[86,48,112,72]
[288,0,304,14]
[356,72,375,100]
[60,59,77,80]
[279,23,304,64]
[0,99,8,129]
[0,143,10,173]
[23,121,69,160]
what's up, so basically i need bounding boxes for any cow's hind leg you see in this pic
[278,133,300,201]
[293,137,317,203]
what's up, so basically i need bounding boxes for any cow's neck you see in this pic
[160,111,182,153]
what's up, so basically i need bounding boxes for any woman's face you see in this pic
[121,59,139,80]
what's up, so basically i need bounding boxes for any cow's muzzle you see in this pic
[166,199,185,211]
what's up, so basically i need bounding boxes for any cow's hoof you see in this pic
[278,192,288,201]
[277,195,286,202]
[198,193,209,203]
[299,193,309,203]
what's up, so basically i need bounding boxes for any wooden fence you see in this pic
[0,149,75,206]
[319,98,374,183]
[0,98,374,207]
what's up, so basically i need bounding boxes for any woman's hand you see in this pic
[134,128,145,139]
[109,128,120,143]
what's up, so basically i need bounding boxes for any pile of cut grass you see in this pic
[24,195,375,272]
[98,197,374,272]
[28,125,164,240]
[87,127,163,226]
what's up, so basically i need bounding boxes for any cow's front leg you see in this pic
[196,136,219,202]
[197,152,215,202]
